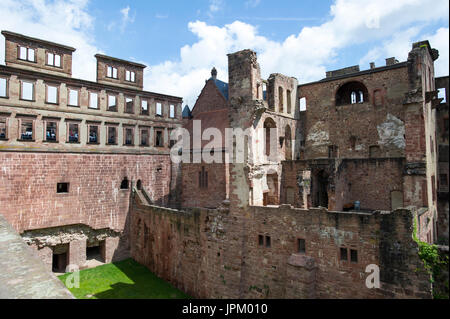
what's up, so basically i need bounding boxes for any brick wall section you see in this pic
[181,162,227,208]
[130,196,432,299]
[0,152,172,233]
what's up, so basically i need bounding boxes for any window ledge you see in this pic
[67,104,80,108]
[19,99,36,102]
[88,142,100,145]
[45,102,59,106]
[66,141,80,144]
[18,139,35,142]
[44,140,59,143]
[0,96,9,99]
[0,138,9,141]
[106,143,117,146]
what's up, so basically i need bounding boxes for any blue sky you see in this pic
[0,0,449,107]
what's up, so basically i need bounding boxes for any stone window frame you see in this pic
[88,90,100,110]
[339,247,359,265]
[42,117,60,143]
[45,82,60,105]
[0,76,9,99]
[17,45,36,63]
[155,101,163,117]
[106,65,118,79]
[125,70,136,83]
[67,87,80,107]
[297,238,306,254]
[107,92,118,112]
[124,96,135,114]
[65,119,81,144]
[141,98,150,115]
[45,50,62,68]
[19,79,36,101]
[106,123,118,145]
[123,125,135,146]
[87,121,101,145]
[17,115,36,142]
[139,126,150,147]
[169,104,175,118]
[154,127,164,147]
[0,113,10,140]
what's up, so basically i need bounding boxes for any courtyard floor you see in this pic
[58,258,190,299]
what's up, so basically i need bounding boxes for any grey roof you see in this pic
[211,78,229,100]
[182,105,192,118]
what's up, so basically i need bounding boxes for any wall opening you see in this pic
[336,82,369,106]
[137,179,142,190]
[120,177,129,189]
[313,169,329,208]
[86,240,105,263]
[278,87,284,112]
[264,117,277,157]
[285,125,292,160]
[52,244,69,273]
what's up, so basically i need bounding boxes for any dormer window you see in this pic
[18,46,35,62]
[125,70,135,82]
[107,66,118,79]
[47,52,61,67]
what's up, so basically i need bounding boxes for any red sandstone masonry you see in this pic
[0,152,172,233]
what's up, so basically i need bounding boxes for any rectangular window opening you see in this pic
[340,248,348,261]
[88,125,99,144]
[258,235,264,246]
[298,238,306,253]
[68,89,79,107]
[89,92,99,109]
[45,121,57,142]
[265,236,271,248]
[68,123,79,143]
[57,182,69,193]
[350,249,358,263]
[20,119,33,140]
[0,117,7,139]
[0,78,7,97]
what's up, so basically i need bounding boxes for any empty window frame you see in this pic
[199,166,208,188]
[340,247,348,261]
[125,97,134,113]
[125,70,135,82]
[46,84,59,104]
[67,122,79,143]
[155,129,164,147]
[120,177,129,189]
[299,97,307,111]
[20,80,34,101]
[297,238,306,253]
[287,90,292,114]
[328,145,338,158]
[68,88,79,107]
[107,94,117,111]
[107,126,117,145]
[350,249,358,263]
[47,52,61,67]
[89,92,99,109]
[156,102,162,116]
[19,118,34,140]
[0,116,8,139]
[106,66,118,79]
[124,127,134,146]
[57,183,69,193]
[141,99,149,115]
[140,128,149,146]
[265,236,271,248]
[258,235,264,246]
[88,124,99,144]
[0,77,8,98]
[169,104,175,118]
[45,120,58,142]
[278,87,284,112]
[18,46,35,62]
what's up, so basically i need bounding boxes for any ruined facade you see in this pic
[0,31,183,272]
[0,30,447,299]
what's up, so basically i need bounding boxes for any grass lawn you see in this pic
[58,258,190,299]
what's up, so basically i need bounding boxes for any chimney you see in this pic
[385,57,399,66]
[211,67,217,80]
[370,62,376,69]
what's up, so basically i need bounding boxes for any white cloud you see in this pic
[208,0,223,17]
[0,0,99,82]
[119,6,135,33]
[245,0,261,8]
[144,0,449,107]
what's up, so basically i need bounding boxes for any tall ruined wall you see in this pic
[0,152,173,233]
[280,158,405,211]
[130,196,432,299]
[298,66,408,160]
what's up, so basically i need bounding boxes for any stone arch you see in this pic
[264,117,277,157]
[285,125,292,160]
[336,81,369,106]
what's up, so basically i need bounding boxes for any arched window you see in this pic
[136,179,142,190]
[120,177,129,189]
[287,90,292,114]
[285,125,292,160]
[264,118,277,157]
[278,87,284,112]
[336,82,369,106]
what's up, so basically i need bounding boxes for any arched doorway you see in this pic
[264,117,277,157]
